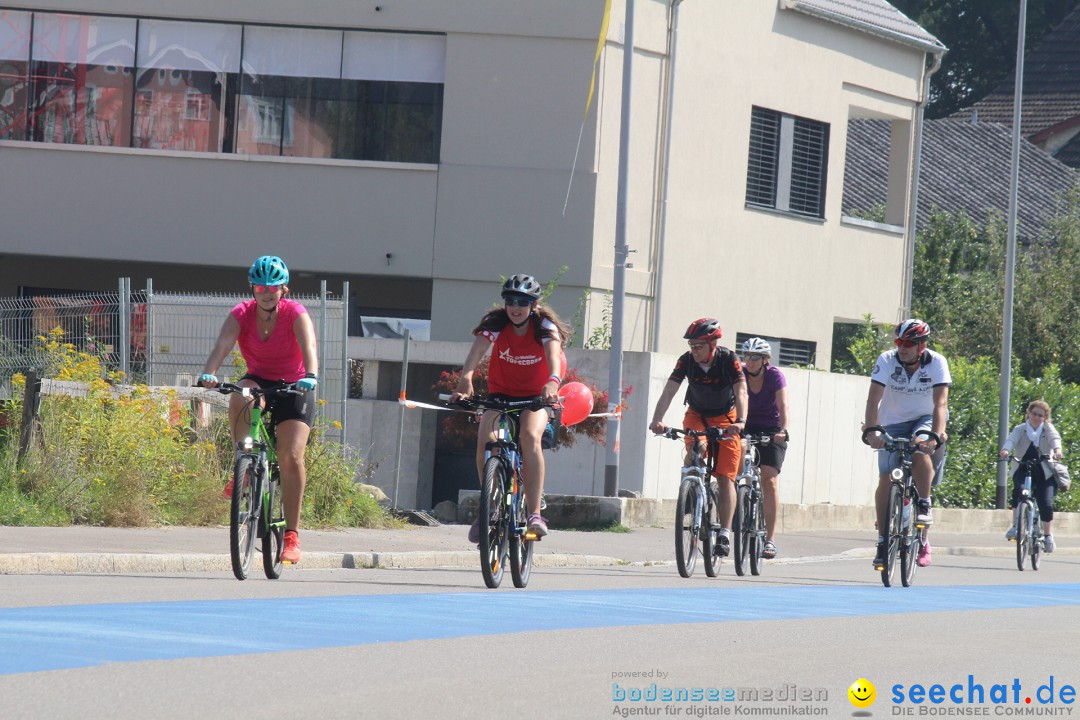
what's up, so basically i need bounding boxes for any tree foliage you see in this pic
[890,0,1080,118]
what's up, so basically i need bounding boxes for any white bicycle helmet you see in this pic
[740,337,772,357]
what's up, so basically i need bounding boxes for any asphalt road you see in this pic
[1,526,1078,720]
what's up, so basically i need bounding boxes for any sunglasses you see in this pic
[894,339,922,348]
[688,342,710,350]
[504,297,533,308]
[1029,411,1047,418]
[252,285,284,294]
[742,353,765,362]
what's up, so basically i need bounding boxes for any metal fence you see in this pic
[0,278,348,445]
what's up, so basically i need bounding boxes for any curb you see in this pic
[0,550,632,575]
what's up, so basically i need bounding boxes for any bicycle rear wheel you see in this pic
[675,479,699,578]
[702,481,722,577]
[262,467,285,580]
[509,482,533,588]
[733,483,751,577]
[749,490,765,577]
[1016,502,1032,571]
[230,456,260,581]
[480,457,509,589]
[880,483,902,587]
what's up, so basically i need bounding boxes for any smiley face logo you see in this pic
[848,678,876,708]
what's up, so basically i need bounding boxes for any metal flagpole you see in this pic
[996,0,1028,509]
[605,0,635,497]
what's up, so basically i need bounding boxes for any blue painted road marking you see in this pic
[2,584,1077,676]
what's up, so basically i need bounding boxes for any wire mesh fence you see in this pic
[0,282,346,445]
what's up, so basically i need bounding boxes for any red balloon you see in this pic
[558,381,594,426]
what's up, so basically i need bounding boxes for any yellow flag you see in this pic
[584,0,612,121]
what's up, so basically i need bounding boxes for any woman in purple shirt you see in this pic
[739,338,790,559]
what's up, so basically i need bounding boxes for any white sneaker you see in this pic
[915,504,933,526]
[1044,535,1055,553]
[1005,526,1017,542]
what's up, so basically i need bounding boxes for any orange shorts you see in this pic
[682,408,739,480]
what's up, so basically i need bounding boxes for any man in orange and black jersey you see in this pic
[650,318,748,556]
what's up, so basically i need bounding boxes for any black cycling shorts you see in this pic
[242,374,316,428]
[745,426,787,472]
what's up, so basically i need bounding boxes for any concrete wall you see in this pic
[350,337,878,509]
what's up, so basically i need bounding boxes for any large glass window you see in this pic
[133,19,240,152]
[28,13,135,146]
[0,10,31,140]
[238,26,344,158]
[342,31,443,163]
[2,12,444,163]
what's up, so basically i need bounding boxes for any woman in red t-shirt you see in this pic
[451,274,571,540]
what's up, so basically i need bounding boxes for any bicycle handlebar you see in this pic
[207,381,305,399]
[861,425,942,451]
[998,453,1050,466]
[439,393,554,413]
[659,427,739,442]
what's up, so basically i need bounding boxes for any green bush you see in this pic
[0,330,398,528]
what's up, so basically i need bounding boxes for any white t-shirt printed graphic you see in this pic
[870,349,951,426]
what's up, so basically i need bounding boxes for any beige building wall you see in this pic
[0,0,932,367]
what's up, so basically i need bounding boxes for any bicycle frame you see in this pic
[734,434,771,577]
[1002,453,1047,571]
[443,394,552,589]
[862,426,941,588]
[662,426,729,578]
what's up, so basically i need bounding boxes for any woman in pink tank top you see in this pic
[198,256,318,565]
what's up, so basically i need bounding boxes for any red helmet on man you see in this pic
[896,318,930,343]
[684,318,723,342]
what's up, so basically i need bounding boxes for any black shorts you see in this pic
[745,426,787,472]
[242,374,316,428]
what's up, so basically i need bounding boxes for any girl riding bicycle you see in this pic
[450,274,570,541]
[999,400,1064,553]
[198,255,318,565]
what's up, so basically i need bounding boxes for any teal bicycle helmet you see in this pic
[248,255,290,286]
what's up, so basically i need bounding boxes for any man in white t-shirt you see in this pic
[862,319,950,569]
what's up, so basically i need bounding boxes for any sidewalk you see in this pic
[0,523,1069,574]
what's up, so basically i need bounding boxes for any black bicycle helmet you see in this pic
[683,317,723,341]
[501,273,542,301]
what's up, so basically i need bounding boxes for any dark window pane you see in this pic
[746,106,779,207]
[789,117,828,217]
[0,59,29,140]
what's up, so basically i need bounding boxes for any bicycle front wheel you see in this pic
[675,479,699,578]
[900,506,918,587]
[480,457,509,589]
[230,456,260,581]
[1031,516,1042,571]
[749,489,765,577]
[262,467,285,580]
[702,481,722,578]
[733,483,751,577]
[1016,502,1032,571]
[881,483,903,587]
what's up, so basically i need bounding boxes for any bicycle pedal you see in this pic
[524,531,539,541]
[873,563,885,571]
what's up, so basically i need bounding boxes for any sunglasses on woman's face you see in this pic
[504,297,533,308]
[252,285,283,294]
[1029,411,1046,419]
[742,353,765,362]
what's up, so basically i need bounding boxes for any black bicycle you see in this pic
[441,394,551,589]
[211,382,303,581]
[733,433,772,577]
[659,427,734,578]
[862,426,941,588]
[1000,453,1049,571]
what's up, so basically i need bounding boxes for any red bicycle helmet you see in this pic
[896,319,930,343]
[683,318,723,342]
